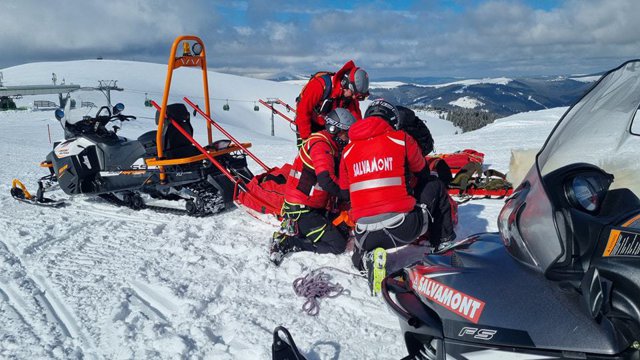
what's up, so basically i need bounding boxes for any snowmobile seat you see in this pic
[155,103,200,159]
[137,130,158,156]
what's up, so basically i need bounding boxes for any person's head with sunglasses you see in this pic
[341,67,370,101]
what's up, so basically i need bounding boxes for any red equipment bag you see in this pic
[428,149,513,202]
[434,149,485,175]
[236,164,292,216]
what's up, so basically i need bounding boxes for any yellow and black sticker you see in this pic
[120,170,146,176]
[58,164,69,177]
[603,227,640,257]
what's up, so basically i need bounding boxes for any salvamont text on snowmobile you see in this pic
[382,60,640,359]
[11,36,262,216]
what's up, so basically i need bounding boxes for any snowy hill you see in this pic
[369,75,594,117]
[0,60,565,359]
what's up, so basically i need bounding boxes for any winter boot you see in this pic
[435,231,458,253]
[364,247,387,296]
[269,232,298,266]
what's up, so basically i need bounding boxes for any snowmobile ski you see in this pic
[272,326,307,360]
[10,179,66,208]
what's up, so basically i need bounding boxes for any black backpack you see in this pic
[296,72,335,115]
[397,106,435,155]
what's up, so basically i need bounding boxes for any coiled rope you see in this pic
[292,266,361,316]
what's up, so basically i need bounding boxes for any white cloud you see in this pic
[2,0,640,79]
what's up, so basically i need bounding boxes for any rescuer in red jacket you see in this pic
[269,108,356,266]
[294,60,369,147]
[339,100,455,290]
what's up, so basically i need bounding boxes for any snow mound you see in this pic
[449,96,485,109]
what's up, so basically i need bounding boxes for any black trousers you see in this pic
[287,209,348,254]
[352,209,425,270]
[351,178,454,270]
[417,177,454,246]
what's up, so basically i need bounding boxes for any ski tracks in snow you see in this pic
[1,189,411,358]
[0,240,97,359]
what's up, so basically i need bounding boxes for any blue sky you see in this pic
[1,0,639,80]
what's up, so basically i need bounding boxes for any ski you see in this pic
[10,179,67,208]
[11,196,67,208]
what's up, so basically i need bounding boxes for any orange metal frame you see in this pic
[145,142,252,167]
[156,35,212,181]
[148,35,277,214]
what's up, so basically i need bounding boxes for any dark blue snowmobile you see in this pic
[382,60,640,359]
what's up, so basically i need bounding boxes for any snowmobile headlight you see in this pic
[192,42,203,56]
[565,173,612,213]
[113,102,125,115]
[568,176,598,212]
[54,108,65,121]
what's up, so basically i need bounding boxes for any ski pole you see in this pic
[183,97,271,172]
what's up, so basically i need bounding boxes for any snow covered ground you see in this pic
[0,60,565,359]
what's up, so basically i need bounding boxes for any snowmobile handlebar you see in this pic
[94,105,136,123]
[68,107,136,136]
[112,114,136,121]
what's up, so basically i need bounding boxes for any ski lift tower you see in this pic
[80,80,123,107]
[265,97,277,136]
[96,80,123,107]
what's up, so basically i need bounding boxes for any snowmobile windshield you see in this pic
[521,60,640,272]
[539,60,640,179]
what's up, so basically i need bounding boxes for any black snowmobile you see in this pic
[11,36,255,216]
[382,60,640,359]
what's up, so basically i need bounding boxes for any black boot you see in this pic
[269,232,300,266]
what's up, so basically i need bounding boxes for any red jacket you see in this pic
[295,61,363,140]
[285,131,341,209]
[339,116,426,221]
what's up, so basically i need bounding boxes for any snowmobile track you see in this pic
[65,203,169,226]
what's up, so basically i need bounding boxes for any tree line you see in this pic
[445,108,500,133]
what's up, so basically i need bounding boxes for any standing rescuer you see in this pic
[339,99,455,295]
[269,108,356,266]
[294,60,369,148]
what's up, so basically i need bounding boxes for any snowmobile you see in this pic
[382,60,640,359]
[11,35,258,216]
